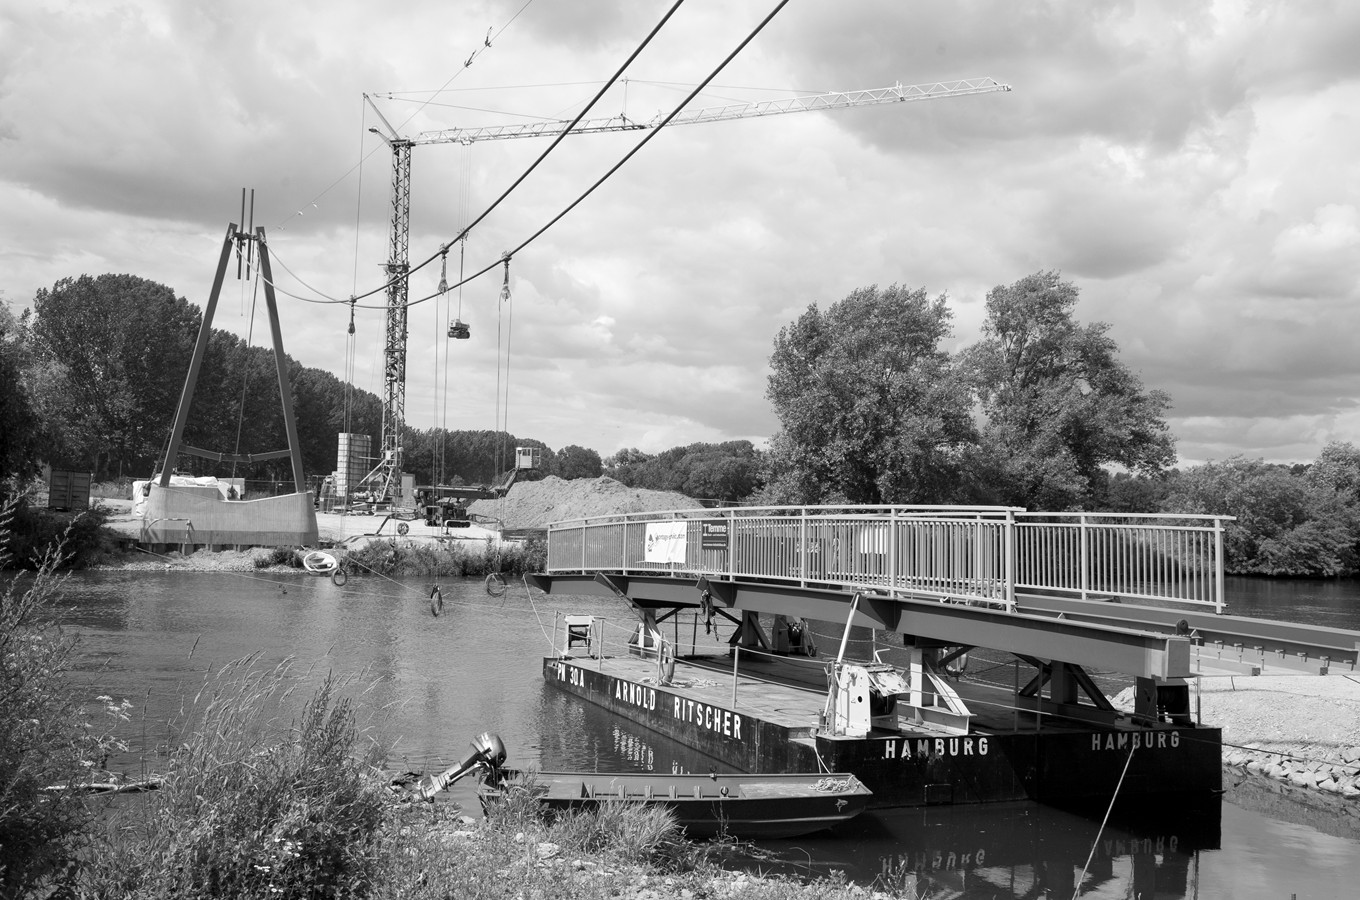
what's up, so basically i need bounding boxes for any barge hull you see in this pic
[544,656,1222,810]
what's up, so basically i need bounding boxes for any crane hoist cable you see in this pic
[435,243,451,487]
[343,296,357,437]
[494,252,513,489]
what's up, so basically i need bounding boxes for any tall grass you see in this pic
[341,536,546,578]
[84,659,394,899]
[0,502,122,896]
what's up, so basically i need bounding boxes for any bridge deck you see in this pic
[532,570,1360,678]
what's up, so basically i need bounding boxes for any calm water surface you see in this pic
[54,570,1360,899]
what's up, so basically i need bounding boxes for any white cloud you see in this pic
[3,0,1360,465]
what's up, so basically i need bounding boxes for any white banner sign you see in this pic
[644,521,688,564]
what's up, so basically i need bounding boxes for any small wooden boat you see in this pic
[483,770,872,839]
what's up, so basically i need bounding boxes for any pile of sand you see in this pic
[467,476,703,531]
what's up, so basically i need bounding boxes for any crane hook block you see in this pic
[448,319,470,340]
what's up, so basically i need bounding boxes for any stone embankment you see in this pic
[1116,674,1360,807]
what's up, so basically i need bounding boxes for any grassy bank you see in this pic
[336,536,546,579]
[0,515,883,899]
[16,651,884,900]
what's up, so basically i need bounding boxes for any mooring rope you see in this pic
[1072,745,1136,899]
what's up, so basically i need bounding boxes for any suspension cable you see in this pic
[230,272,262,483]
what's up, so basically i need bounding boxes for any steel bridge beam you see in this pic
[1015,592,1360,672]
[527,573,1192,680]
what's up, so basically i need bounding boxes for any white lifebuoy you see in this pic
[657,639,676,685]
[302,550,338,575]
[485,573,507,597]
[430,585,444,617]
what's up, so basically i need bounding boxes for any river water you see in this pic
[53,569,1360,899]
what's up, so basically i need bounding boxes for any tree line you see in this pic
[0,275,756,501]
[5,270,1360,575]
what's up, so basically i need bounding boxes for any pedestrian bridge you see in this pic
[531,505,1360,679]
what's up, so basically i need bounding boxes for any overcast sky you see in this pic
[3,1,1359,467]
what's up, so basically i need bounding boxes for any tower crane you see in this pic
[360,77,1011,505]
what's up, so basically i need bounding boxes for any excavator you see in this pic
[415,446,542,527]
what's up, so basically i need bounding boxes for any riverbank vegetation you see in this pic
[0,509,123,894]
[329,536,547,578]
[0,522,879,898]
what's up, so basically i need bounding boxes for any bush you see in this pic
[253,546,300,569]
[0,502,122,896]
[340,538,545,579]
[86,660,393,899]
[0,500,112,571]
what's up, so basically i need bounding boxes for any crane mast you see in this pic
[359,78,1010,505]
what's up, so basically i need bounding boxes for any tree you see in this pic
[961,272,1176,509]
[764,284,975,504]
[554,445,603,480]
[1162,457,1360,576]
[603,447,654,486]
[1306,441,1360,498]
[0,304,42,491]
[25,275,199,480]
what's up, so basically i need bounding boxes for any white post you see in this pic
[1004,510,1016,612]
[1214,517,1225,615]
[1080,514,1090,602]
[731,645,740,708]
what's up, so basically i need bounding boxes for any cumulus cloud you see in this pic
[2,0,1359,465]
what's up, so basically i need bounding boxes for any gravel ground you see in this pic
[1115,673,1360,808]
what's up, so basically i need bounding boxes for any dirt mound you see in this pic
[467,476,703,531]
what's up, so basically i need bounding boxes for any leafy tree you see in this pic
[602,447,654,486]
[1306,441,1360,498]
[1162,456,1360,576]
[602,442,761,502]
[0,304,42,492]
[25,275,200,480]
[764,284,974,504]
[554,445,603,480]
[960,271,1176,510]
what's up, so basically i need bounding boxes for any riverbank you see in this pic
[87,536,1360,822]
[1114,674,1360,828]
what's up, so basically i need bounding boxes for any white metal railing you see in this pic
[545,505,1233,613]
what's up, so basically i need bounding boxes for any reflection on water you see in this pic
[1225,575,1360,631]
[54,570,1360,897]
[742,802,1217,899]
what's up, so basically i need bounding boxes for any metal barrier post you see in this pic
[1004,510,1016,611]
[731,645,740,708]
[799,509,808,586]
[889,508,898,594]
[1080,514,1090,601]
[1214,517,1225,615]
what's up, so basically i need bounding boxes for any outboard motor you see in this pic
[415,732,507,799]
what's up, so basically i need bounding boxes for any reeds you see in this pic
[84,658,394,899]
[340,537,546,578]
[0,502,118,896]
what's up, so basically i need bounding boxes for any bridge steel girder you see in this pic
[526,573,1192,681]
[1014,592,1360,671]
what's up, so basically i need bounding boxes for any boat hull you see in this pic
[487,770,871,839]
[543,656,1222,810]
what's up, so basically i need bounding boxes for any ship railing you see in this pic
[545,505,1233,614]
